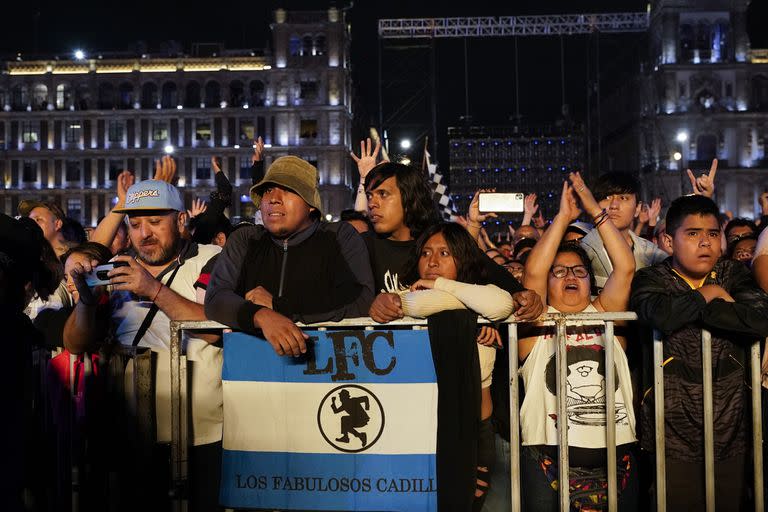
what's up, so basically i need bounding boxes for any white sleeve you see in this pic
[398,289,466,318]
[433,278,515,321]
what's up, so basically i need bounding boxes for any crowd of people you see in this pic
[2,135,768,512]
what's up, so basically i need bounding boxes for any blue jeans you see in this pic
[520,446,639,512]
[481,434,511,512]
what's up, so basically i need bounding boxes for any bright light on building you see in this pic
[325,214,333,221]
[74,49,85,60]
[400,157,411,166]
[400,139,411,150]
[673,152,682,161]
[164,145,174,154]
[176,105,183,110]
[234,144,240,149]
[676,131,689,143]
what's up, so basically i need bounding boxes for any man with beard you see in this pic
[63,179,224,511]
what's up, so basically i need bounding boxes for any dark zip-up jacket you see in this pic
[630,257,768,461]
[204,220,375,332]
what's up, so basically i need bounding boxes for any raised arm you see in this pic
[569,172,635,312]
[523,180,580,304]
[465,189,497,243]
[90,170,133,249]
[351,138,384,212]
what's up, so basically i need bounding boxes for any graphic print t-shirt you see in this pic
[364,234,415,293]
[519,305,636,449]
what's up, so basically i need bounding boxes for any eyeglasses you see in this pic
[550,265,589,279]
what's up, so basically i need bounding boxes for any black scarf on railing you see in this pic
[427,309,481,512]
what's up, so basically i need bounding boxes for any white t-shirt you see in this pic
[520,305,636,449]
[112,243,223,446]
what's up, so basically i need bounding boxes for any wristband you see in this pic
[151,283,163,302]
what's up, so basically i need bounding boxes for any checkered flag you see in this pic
[425,150,458,222]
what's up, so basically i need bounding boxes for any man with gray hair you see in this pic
[205,156,375,356]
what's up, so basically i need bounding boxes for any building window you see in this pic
[696,134,718,162]
[22,160,37,182]
[152,120,168,141]
[239,120,254,142]
[22,122,39,144]
[289,36,302,56]
[108,160,123,181]
[67,198,82,220]
[240,156,253,180]
[195,157,211,180]
[300,119,318,139]
[302,35,314,56]
[196,120,211,141]
[299,81,318,100]
[315,35,326,56]
[108,120,125,142]
[66,161,81,182]
[56,84,72,110]
[65,122,82,144]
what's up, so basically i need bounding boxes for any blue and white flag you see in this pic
[220,329,438,511]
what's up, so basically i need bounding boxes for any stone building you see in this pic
[0,7,353,225]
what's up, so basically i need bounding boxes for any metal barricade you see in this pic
[169,314,766,512]
[652,329,765,512]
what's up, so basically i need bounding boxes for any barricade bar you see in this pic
[508,323,522,512]
[701,330,715,512]
[751,341,765,512]
[555,319,570,511]
[653,330,667,511]
[604,321,617,511]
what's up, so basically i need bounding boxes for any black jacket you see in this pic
[205,220,375,332]
[630,257,768,461]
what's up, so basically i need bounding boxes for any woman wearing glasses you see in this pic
[519,172,638,511]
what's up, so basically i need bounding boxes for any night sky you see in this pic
[2,0,766,165]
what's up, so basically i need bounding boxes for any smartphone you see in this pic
[478,192,525,213]
[84,261,129,287]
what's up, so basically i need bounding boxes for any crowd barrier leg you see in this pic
[701,329,715,512]
[508,322,522,512]
[170,322,189,512]
[751,340,764,512]
[652,329,667,512]
[604,321,617,512]
[555,318,570,511]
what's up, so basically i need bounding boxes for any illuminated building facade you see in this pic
[604,0,768,217]
[0,8,353,224]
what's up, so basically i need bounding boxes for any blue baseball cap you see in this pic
[113,180,184,214]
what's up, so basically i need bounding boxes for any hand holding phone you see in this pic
[478,193,525,213]
[84,261,129,287]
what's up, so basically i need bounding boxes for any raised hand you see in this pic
[533,210,547,229]
[187,198,208,218]
[154,155,177,183]
[686,158,718,198]
[251,136,265,164]
[557,180,581,222]
[350,138,383,180]
[211,156,222,174]
[648,197,662,226]
[468,189,498,224]
[637,202,650,224]
[521,193,538,226]
[116,170,135,207]
[568,171,601,218]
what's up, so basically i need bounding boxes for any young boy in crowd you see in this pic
[580,172,667,290]
[630,195,768,510]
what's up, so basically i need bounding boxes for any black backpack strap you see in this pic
[131,264,183,347]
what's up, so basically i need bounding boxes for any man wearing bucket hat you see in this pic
[63,179,224,510]
[205,156,375,357]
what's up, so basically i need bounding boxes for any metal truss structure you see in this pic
[378,13,649,39]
